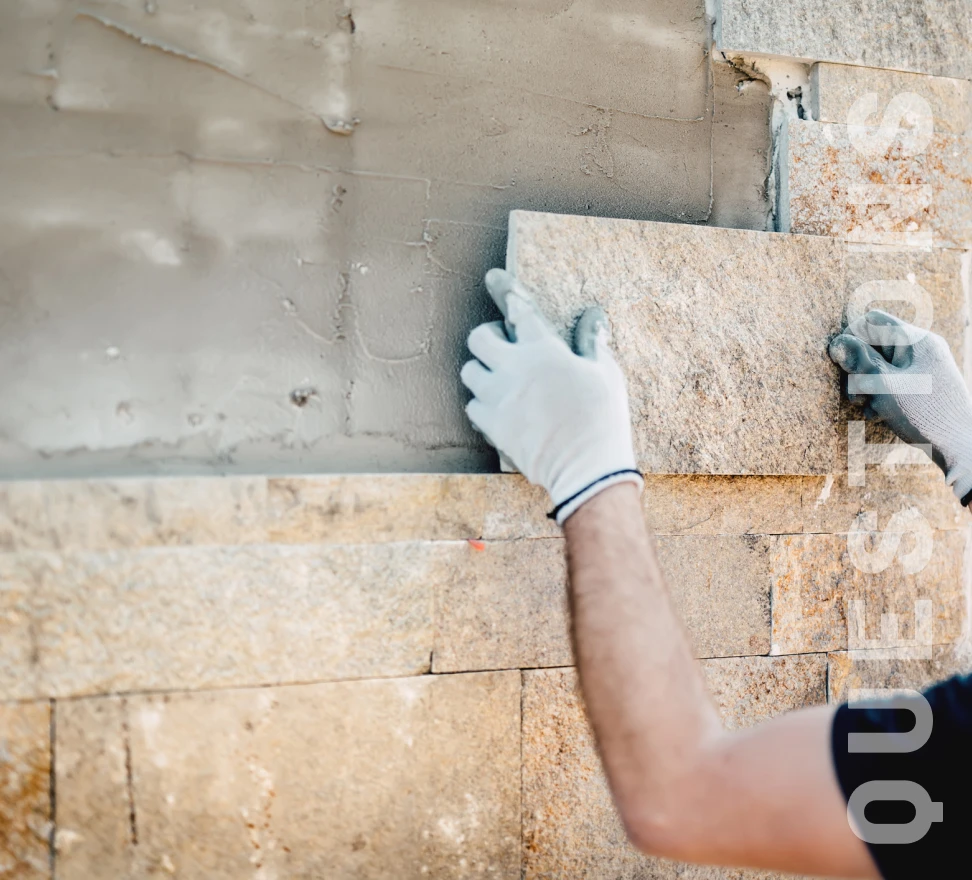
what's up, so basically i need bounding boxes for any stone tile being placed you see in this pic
[811,63,972,137]
[770,530,967,656]
[508,211,845,476]
[782,120,972,249]
[55,672,521,880]
[0,701,51,880]
[828,644,972,704]
[522,658,826,878]
[1,543,434,700]
[434,535,771,673]
[718,0,972,80]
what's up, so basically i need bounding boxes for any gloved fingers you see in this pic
[847,309,920,365]
[465,398,498,447]
[460,359,498,402]
[573,306,613,360]
[506,292,559,344]
[485,268,559,344]
[467,321,512,370]
[829,333,888,375]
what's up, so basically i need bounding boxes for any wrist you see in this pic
[553,470,644,526]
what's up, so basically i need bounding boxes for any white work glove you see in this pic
[462,269,643,525]
[829,309,972,504]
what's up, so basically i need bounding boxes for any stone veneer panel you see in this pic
[522,658,826,878]
[55,672,520,880]
[783,120,972,249]
[483,471,963,539]
[770,530,967,655]
[0,701,51,880]
[811,63,972,137]
[718,0,972,80]
[507,211,845,476]
[828,644,972,703]
[434,535,771,673]
[0,544,434,699]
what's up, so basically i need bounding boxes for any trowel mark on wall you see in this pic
[71,7,356,133]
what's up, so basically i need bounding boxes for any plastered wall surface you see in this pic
[0,0,772,479]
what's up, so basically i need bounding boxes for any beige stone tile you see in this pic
[827,644,972,703]
[522,660,826,878]
[719,0,972,80]
[812,63,972,137]
[508,211,845,476]
[798,468,965,535]
[267,475,488,544]
[770,530,967,655]
[0,701,51,880]
[0,555,43,702]
[434,535,771,673]
[0,478,267,553]
[56,673,520,880]
[3,544,433,699]
[643,476,807,536]
[482,476,560,541]
[52,698,132,878]
[783,120,972,249]
[433,539,572,674]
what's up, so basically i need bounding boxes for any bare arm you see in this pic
[564,483,879,878]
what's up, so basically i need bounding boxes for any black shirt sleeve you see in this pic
[831,672,972,879]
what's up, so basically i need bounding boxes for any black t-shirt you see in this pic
[831,672,972,878]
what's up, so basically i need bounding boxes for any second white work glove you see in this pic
[462,269,643,525]
[829,309,972,504]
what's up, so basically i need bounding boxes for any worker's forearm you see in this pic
[563,483,721,850]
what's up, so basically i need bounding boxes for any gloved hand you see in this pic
[462,268,643,525]
[829,309,972,504]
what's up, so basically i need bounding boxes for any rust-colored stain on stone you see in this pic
[0,702,51,879]
[787,121,972,247]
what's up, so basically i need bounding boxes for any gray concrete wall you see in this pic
[0,0,771,478]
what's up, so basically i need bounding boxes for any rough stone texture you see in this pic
[52,699,132,878]
[0,475,492,553]
[266,475,488,544]
[718,0,972,80]
[0,478,268,553]
[0,701,51,880]
[828,644,972,704]
[796,468,964,535]
[0,3,783,480]
[811,63,972,137]
[0,544,434,700]
[483,471,965,539]
[433,539,573,673]
[434,535,771,673]
[522,659,826,878]
[782,120,972,249]
[509,211,845,475]
[770,530,967,655]
[55,672,521,880]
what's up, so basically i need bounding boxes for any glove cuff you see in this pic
[549,470,644,525]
